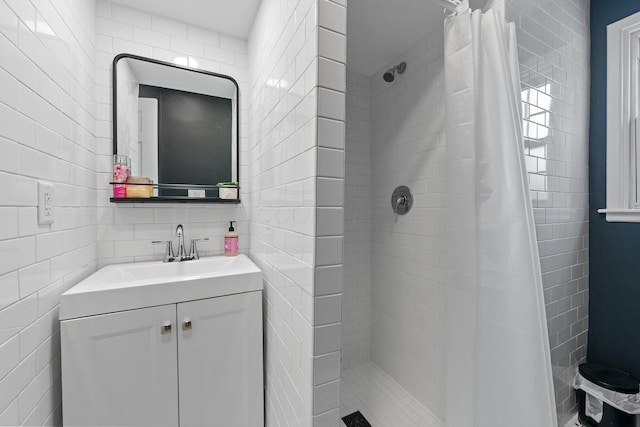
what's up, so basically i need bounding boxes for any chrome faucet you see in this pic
[152,224,208,262]
[175,224,187,260]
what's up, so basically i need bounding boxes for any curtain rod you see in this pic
[430,0,461,12]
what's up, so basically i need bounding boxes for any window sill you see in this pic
[597,208,640,222]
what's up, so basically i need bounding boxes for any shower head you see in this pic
[383,61,407,82]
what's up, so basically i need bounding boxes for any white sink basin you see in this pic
[60,254,262,320]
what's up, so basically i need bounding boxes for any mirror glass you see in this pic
[113,54,239,201]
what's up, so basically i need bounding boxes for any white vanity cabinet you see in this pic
[61,304,180,427]
[177,293,263,426]
[61,291,263,427]
[59,255,264,427]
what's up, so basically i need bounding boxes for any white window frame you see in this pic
[600,11,640,222]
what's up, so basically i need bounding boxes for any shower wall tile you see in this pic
[316,236,343,266]
[318,57,346,92]
[318,28,346,64]
[313,379,341,415]
[248,0,330,424]
[317,148,345,178]
[317,177,344,206]
[0,0,97,424]
[316,207,344,236]
[316,265,343,296]
[342,71,372,372]
[313,2,346,425]
[369,25,447,419]
[318,118,345,149]
[317,88,346,121]
[95,0,250,266]
[315,294,342,326]
[312,408,341,427]
[504,0,590,423]
[317,0,347,35]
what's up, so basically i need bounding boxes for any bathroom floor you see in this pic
[341,362,444,427]
[341,362,582,427]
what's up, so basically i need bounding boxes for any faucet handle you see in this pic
[152,240,175,262]
[188,238,209,260]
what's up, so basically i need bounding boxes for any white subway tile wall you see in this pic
[0,0,98,424]
[314,2,346,425]
[95,0,250,266]
[248,0,319,425]
[369,27,448,418]
[505,0,590,423]
[342,71,372,371]
[248,0,346,424]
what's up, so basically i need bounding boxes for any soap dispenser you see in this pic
[224,221,238,256]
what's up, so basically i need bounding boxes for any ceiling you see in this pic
[347,0,445,76]
[107,0,262,40]
[107,0,445,77]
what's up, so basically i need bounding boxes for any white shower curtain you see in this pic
[443,1,557,426]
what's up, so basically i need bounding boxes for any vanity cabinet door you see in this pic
[61,304,179,427]
[177,291,264,427]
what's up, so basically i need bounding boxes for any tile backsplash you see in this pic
[94,0,250,267]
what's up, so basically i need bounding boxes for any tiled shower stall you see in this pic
[341,0,589,425]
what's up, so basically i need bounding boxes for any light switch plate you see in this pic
[38,181,54,225]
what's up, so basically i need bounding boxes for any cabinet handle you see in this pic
[182,319,192,330]
[161,322,172,334]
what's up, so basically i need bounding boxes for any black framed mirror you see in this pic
[112,53,240,203]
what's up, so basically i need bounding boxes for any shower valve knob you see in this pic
[391,186,413,215]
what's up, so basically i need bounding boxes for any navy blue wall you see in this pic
[589,0,640,379]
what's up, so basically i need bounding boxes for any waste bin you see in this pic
[574,363,640,427]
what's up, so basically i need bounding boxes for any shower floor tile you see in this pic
[341,362,444,427]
